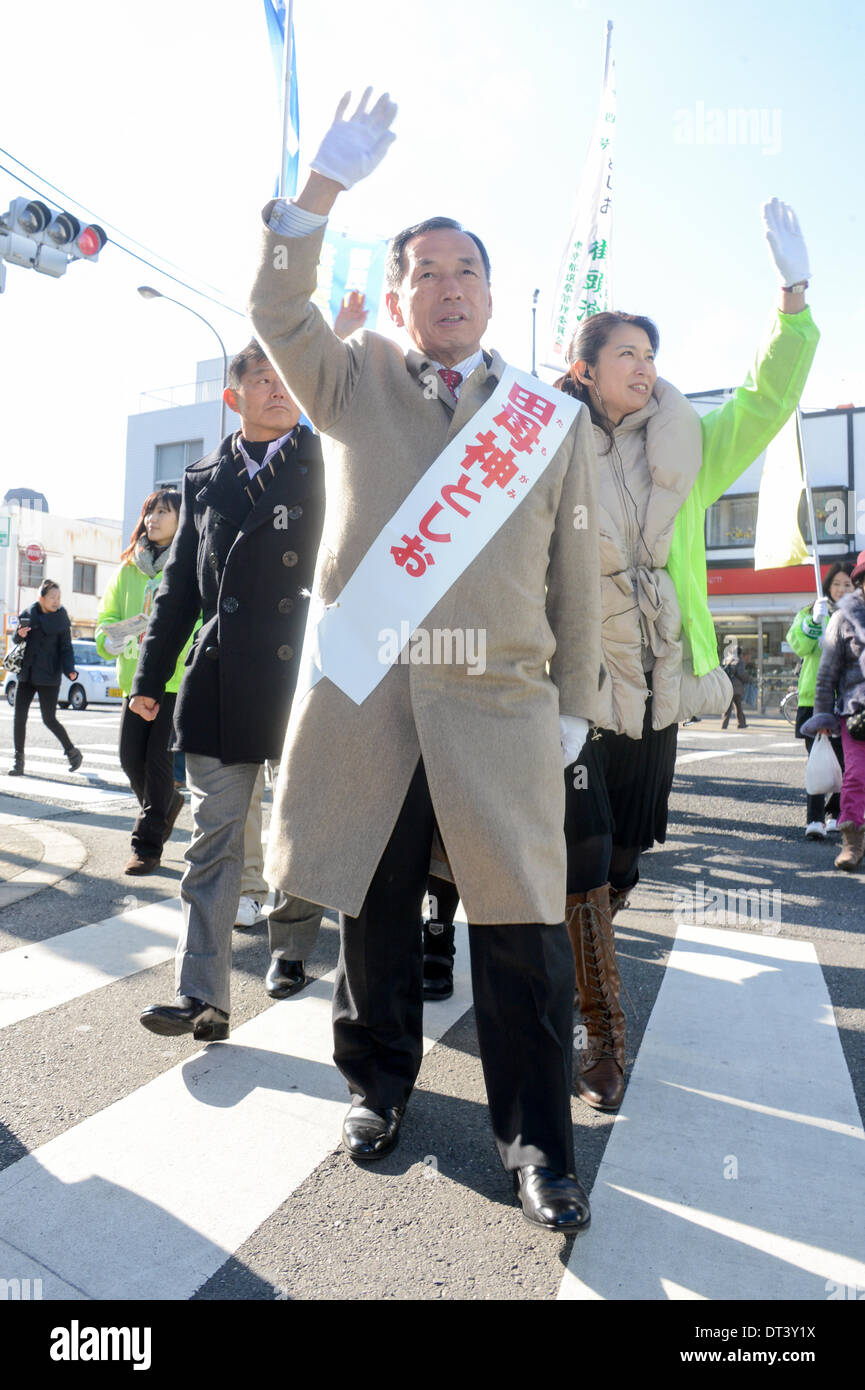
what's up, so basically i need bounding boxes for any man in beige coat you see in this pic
[248,91,603,1233]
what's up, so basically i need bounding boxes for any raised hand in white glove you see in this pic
[762,198,811,287]
[560,715,589,768]
[310,88,398,190]
[812,596,830,623]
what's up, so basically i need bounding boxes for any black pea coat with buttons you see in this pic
[131,428,324,763]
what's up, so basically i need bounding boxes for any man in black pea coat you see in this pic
[130,342,325,1040]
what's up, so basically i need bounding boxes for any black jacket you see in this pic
[16,603,75,687]
[132,428,324,763]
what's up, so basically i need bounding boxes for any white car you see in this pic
[3,640,123,711]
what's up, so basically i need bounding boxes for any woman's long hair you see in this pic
[822,560,853,600]
[554,311,660,443]
[120,489,181,564]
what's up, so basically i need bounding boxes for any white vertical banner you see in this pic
[547,21,615,367]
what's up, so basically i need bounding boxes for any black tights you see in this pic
[13,681,73,757]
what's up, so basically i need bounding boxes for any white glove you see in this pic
[309,88,398,190]
[560,715,589,768]
[762,198,811,287]
[812,596,830,623]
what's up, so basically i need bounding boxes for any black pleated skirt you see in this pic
[564,691,678,853]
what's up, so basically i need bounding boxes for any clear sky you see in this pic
[2,0,862,524]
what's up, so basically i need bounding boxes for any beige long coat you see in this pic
[249,223,603,924]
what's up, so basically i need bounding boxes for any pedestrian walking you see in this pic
[556,198,819,1112]
[250,90,602,1233]
[801,551,865,871]
[131,344,326,1031]
[95,490,193,874]
[720,646,748,728]
[8,580,82,776]
[786,562,852,839]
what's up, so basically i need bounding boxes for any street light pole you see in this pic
[137,286,228,441]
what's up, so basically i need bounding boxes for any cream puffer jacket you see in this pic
[594,377,730,737]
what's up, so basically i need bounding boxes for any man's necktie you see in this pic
[437,368,463,396]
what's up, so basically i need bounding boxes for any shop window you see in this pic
[798,487,850,543]
[706,495,758,548]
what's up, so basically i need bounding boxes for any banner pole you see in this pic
[278,0,295,199]
[796,406,822,598]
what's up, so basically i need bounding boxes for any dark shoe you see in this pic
[161,790,185,845]
[265,956,307,999]
[124,852,161,876]
[566,885,626,1112]
[423,918,455,1000]
[341,1103,403,1161]
[139,995,229,1041]
[8,757,24,776]
[513,1166,591,1234]
[67,747,83,772]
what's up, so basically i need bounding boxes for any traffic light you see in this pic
[0,197,107,292]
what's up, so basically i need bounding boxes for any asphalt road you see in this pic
[1,701,863,1340]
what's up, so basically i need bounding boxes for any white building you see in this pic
[123,355,236,541]
[1,500,122,640]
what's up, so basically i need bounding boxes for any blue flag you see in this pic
[262,0,299,198]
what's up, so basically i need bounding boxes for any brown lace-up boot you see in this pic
[834,822,865,872]
[565,885,626,1112]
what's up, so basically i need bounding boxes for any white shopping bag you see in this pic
[805,736,843,796]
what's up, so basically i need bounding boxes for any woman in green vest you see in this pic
[96,490,195,875]
[785,562,853,839]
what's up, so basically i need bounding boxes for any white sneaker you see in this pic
[805,822,827,841]
[825,818,839,832]
[234,897,265,928]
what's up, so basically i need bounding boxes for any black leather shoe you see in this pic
[341,1104,403,1161]
[139,996,229,1041]
[513,1166,591,1234]
[265,957,307,999]
[67,747,83,772]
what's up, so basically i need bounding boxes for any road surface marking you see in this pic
[0,927,472,1300]
[558,926,865,1301]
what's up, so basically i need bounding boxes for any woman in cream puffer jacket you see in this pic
[556,199,819,1115]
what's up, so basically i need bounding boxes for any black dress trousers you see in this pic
[333,760,577,1174]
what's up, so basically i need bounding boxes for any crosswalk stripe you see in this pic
[676,747,761,765]
[0,775,135,806]
[557,926,865,1301]
[0,898,184,1029]
[0,927,472,1301]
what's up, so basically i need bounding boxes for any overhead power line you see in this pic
[0,149,245,318]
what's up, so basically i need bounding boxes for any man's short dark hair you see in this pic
[229,340,269,390]
[385,217,491,290]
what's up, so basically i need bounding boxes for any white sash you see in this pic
[297,365,582,706]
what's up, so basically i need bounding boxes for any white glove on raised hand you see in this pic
[560,716,589,768]
[309,88,398,190]
[812,596,830,622]
[763,198,811,287]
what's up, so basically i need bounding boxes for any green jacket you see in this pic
[667,308,820,677]
[785,603,824,707]
[95,558,197,696]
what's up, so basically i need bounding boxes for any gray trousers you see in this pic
[178,754,324,1013]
